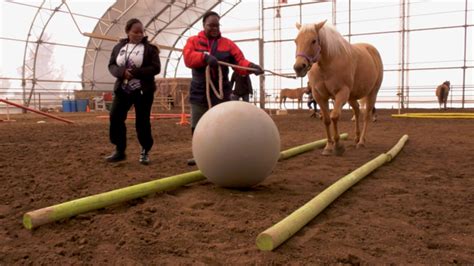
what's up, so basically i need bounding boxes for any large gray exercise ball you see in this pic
[192,101,281,188]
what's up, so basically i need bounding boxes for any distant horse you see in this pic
[294,21,383,155]
[279,87,308,109]
[436,81,450,110]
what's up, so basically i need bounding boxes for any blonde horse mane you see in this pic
[299,23,351,58]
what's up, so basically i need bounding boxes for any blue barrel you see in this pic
[76,99,89,112]
[62,100,77,112]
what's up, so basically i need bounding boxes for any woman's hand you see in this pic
[249,63,264,75]
[124,69,134,80]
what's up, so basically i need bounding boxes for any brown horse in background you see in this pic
[279,87,308,109]
[293,20,383,156]
[436,81,450,110]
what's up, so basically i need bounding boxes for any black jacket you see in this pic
[230,72,253,96]
[108,37,161,93]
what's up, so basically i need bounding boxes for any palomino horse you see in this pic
[279,87,308,109]
[435,81,450,110]
[293,21,383,155]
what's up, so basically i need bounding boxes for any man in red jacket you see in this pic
[183,11,264,165]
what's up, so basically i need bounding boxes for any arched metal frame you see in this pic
[82,0,241,91]
[11,0,240,107]
[21,1,65,107]
[2,0,472,109]
[83,0,139,90]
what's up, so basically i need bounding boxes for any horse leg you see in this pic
[315,96,333,156]
[331,89,350,156]
[372,107,377,122]
[357,97,375,149]
[348,99,361,144]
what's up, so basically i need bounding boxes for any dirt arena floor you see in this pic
[1,107,473,264]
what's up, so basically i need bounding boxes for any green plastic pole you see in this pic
[23,171,206,229]
[256,135,409,251]
[279,133,348,161]
[23,134,347,230]
[392,113,474,119]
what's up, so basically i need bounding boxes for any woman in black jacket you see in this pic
[106,18,161,165]
[230,71,253,102]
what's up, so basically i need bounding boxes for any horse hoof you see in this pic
[354,137,360,143]
[334,144,345,156]
[322,149,333,156]
[356,143,365,149]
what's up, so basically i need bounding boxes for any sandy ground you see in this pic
[1,108,473,264]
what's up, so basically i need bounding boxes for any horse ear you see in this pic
[315,20,327,31]
[296,22,301,30]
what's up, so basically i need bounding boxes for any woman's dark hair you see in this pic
[125,18,142,33]
[202,11,220,24]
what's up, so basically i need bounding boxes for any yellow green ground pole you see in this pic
[256,135,409,251]
[23,134,348,230]
[392,113,474,119]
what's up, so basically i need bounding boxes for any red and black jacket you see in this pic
[183,31,253,106]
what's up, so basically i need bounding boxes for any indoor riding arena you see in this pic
[1,0,473,264]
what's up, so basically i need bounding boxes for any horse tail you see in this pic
[441,85,449,102]
[436,85,442,102]
[369,46,384,94]
[444,85,450,101]
[439,86,444,103]
[279,90,284,108]
[365,44,383,106]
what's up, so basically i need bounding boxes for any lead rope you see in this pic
[205,65,224,109]
[205,61,297,109]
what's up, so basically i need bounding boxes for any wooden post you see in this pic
[3,97,15,122]
[177,92,190,125]
[6,97,11,121]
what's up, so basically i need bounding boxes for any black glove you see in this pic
[249,63,264,75]
[204,54,218,68]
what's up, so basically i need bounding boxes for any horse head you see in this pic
[293,20,326,77]
[444,80,450,87]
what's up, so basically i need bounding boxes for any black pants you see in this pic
[308,100,317,111]
[109,89,154,153]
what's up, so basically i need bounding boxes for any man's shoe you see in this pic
[139,149,150,165]
[187,158,196,166]
[105,151,126,162]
